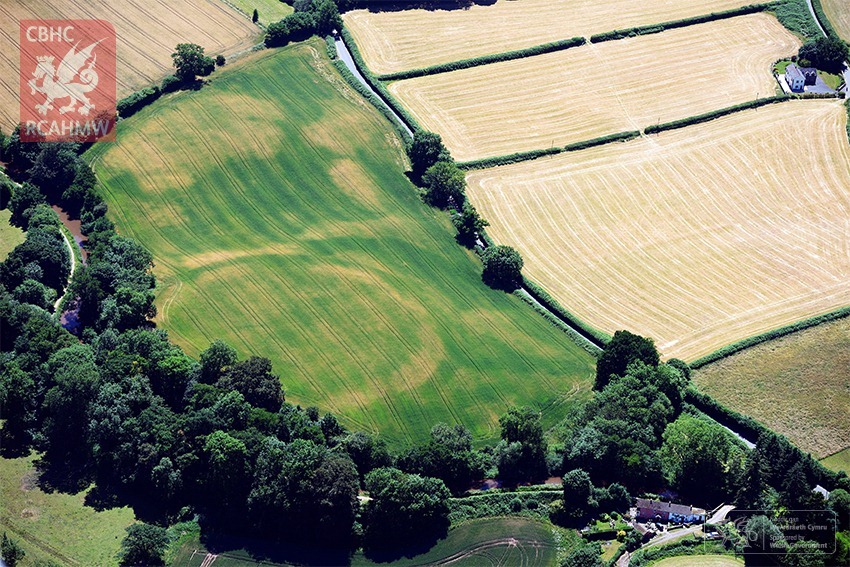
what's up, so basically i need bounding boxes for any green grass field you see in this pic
[693,316,850,459]
[171,517,561,566]
[0,209,25,260]
[0,454,135,567]
[89,39,595,447]
[650,556,743,567]
[223,0,292,25]
[822,447,850,473]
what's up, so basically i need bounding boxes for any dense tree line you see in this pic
[265,0,343,47]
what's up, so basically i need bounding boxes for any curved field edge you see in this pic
[465,100,850,363]
[693,315,850,459]
[86,40,596,449]
[168,517,565,566]
[822,447,850,473]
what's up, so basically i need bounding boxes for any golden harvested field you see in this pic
[822,0,850,41]
[466,100,850,362]
[344,0,756,75]
[388,14,799,162]
[0,0,259,132]
[694,316,850,459]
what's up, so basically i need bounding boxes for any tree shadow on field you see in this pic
[366,0,497,13]
[198,528,355,566]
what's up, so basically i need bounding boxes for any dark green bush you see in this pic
[378,37,586,81]
[117,86,161,119]
[160,74,181,93]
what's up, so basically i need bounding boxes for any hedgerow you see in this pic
[448,490,562,524]
[117,86,161,119]
[809,0,840,38]
[684,387,843,489]
[688,304,850,368]
[326,40,412,139]
[521,279,610,347]
[772,0,823,39]
[377,37,586,81]
[339,27,422,133]
[457,131,640,170]
[628,539,733,567]
[589,3,774,42]
[644,96,789,134]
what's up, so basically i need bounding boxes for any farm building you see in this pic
[636,498,706,523]
[785,64,818,91]
[786,63,805,91]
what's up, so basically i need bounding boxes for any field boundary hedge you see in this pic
[589,3,776,42]
[689,305,850,368]
[339,28,422,135]
[521,279,610,348]
[457,131,641,170]
[809,0,840,38]
[117,86,162,119]
[328,42,412,142]
[644,96,790,134]
[377,37,586,81]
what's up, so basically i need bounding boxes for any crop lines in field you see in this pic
[822,0,850,41]
[467,100,850,362]
[387,14,799,162]
[343,0,757,75]
[0,0,259,132]
[90,42,595,447]
[694,316,850,459]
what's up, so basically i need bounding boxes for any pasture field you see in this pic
[0,454,135,567]
[466,100,850,362]
[171,517,560,566]
[388,14,798,162]
[822,0,850,41]
[343,0,757,75]
[0,209,25,260]
[693,316,850,459]
[651,556,744,567]
[0,0,259,132]
[225,0,293,24]
[822,447,850,473]
[89,40,596,448]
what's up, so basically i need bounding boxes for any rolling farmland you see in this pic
[652,557,744,567]
[822,0,850,41]
[693,316,850,459]
[466,100,850,362]
[89,40,596,447]
[0,0,259,132]
[388,14,798,162]
[343,0,757,75]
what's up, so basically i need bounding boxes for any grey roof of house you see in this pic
[786,63,805,82]
[636,498,706,517]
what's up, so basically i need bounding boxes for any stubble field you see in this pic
[466,100,850,362]
[387,14,799,162]
[822,0,850,41]
[693,316,850,460]
[0,0,259,132]
[88,40,596,448]
[343,0,757,75]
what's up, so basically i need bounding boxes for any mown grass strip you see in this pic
[377,37,586,81]
[689,305,850,369]
[457,131,641,170]
[589,3,777,42]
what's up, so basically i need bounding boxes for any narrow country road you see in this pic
[53,227,76,313]
[805,0,850,91]
[334,34,414,137]
[333,33,604,354]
